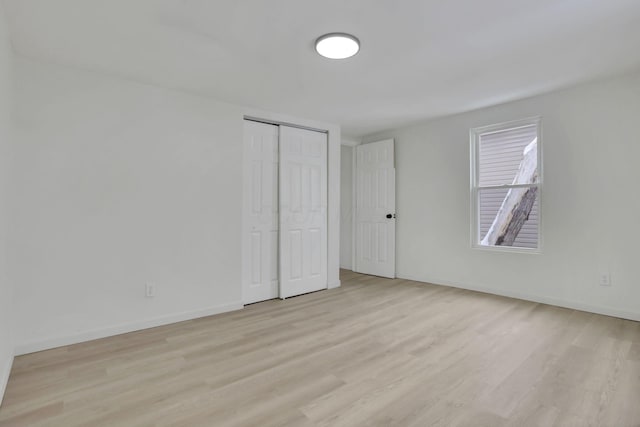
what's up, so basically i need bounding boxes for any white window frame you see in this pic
[470,117,543,253]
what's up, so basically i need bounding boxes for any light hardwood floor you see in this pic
[1,270,639,426]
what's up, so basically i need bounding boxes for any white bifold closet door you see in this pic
[279,126,327,299]
[243,121,328,304]
[242,120,279,304]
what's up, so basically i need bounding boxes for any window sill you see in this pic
[471,244,541,254]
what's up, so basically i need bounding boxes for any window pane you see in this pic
[478,187,539,248]
[478,124,538,187]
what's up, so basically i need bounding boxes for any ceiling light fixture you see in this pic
[315,33,360,59]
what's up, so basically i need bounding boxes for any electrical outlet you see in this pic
[145,283,156,297]
[599,273,611,287]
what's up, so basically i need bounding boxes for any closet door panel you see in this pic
[279,126,327,298]
[242,120,279,304]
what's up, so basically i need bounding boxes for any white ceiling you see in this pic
[3,0,640,138]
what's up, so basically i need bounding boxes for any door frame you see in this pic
[351,144,357,271]
[241,114,340,304]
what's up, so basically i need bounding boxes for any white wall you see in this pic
[0,2,13,405]
[340,145,353,269]
[11,57,341,355]
[364,71,640,321]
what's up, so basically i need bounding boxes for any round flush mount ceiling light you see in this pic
[315,33,360,59]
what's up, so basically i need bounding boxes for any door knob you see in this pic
[386,214,395,219]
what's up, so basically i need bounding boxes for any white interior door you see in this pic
[356,139,396,278]
[279,126,328,298]
[242,120,279,304]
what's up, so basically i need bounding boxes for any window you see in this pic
[470,117,541,251]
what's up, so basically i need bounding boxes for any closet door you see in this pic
[279,126,328,298]
[242,120,279,304]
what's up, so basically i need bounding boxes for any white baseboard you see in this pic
[0,354,14,408]
[15,302,243,356]
[328,280,341,289]
[397,273,640,322]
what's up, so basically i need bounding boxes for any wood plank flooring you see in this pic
[1,270,639,426]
